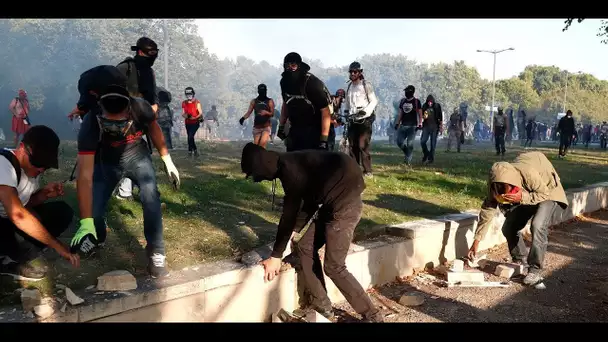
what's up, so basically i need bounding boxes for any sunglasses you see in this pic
[144,49,159,56]
[25,146,46,169]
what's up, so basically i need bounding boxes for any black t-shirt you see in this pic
[280,73,330,129]
[78,97,156,165]
[399,97,422,126]
[271,150,365,258]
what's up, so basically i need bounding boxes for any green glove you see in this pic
[70,218,98,255]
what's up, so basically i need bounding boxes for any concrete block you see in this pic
[21,289,41,312]
[398,293,425,307]
[447,270,485,284]
[305,310,332,322]
[97,270,137,291]
[451,260,464,272]
[494,265,515,278]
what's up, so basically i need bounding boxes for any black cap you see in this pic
[404,85,415,92]
[283,52,310,71]
[131,37,158,52]
[258,84,267,91]
[22,125,60,169]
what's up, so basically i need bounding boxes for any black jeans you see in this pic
[294,200,378,319]
[93,152,164,254]
[494,127,506,154]
[420,127,438,162]
[348,117,374,173]
[501,201,557,271]
[287,126,321,152]
[186,122,200,152]
[559,133,573,156]
[0,201,73,262]
[160,125,173,150]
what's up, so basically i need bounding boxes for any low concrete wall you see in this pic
[13,182,608,322]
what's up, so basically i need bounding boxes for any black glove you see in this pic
[318,135,328,150]
[239,117,245,125]
[277,125,287,140]
[394,123,400,130]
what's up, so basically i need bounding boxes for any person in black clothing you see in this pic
[277,52,332,152]
[240,143,383,322]
[115,37,160,200]
[420,94,443,164]
[493,107,509,156]
[524,118,537,148]
[558,110,576,158]
[395,85,422,165]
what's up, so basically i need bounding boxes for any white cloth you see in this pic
[118,178,133,197]
[0,151,40,217]
[344,80,378,119]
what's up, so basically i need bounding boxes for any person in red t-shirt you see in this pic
[181,87,203,156]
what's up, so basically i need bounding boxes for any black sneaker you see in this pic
[292,306,335,321]
[193,150,199,157]
[148,252,169,278]
[0,256,46,282]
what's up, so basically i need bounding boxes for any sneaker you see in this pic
[193,150,199,157]
[0,256,46,281]
[363,172,373,178]
[148,252,169,278]
[188,151,193,157]
[361,310,384,323]
[115,194,133,201]
[292,306,335,321]
[523,269,543,286]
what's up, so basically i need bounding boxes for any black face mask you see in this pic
[283,68,303,83]
[405,91,414,99]
[134,54,156,68]
[258,90,267,98]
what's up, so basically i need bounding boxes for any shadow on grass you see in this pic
[364,193,461,220]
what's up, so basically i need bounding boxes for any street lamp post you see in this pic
[163,19,169,89]
[477,47,515,132]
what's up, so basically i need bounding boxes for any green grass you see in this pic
[1,137,607,304]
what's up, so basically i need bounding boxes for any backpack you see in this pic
[156,105,173,125]
[116,58,141,97]
[449,113,461,129]
[284,73,333,125]
[0,149,21,185]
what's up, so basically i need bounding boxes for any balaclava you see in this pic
[241,142,280,183]
[257,84,268,100]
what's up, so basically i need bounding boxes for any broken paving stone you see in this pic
[55,284,66,290]
[25,312,34,319]
[97,270,137,291]
[447,269,485,284]
[21,289,41,312]
[305,310,332,323]
[60,303,67,313]
[86,285,95,291]
[431,296,439,299]
[494,265,515,278]
[451,259,464,272]
[65,287,84,305]
[399,293,425,307]
[34,304,54,318]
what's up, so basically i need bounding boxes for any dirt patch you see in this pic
[335,210,608,322]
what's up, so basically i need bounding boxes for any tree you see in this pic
[563,18,608,44]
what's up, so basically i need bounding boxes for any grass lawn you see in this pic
[1,137,607,304]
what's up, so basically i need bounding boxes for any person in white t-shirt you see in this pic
[344,61,379,177]
[0,126,79,281]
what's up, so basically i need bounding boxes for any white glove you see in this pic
[161,154,180,190]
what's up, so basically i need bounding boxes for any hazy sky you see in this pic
[195,19,607,81]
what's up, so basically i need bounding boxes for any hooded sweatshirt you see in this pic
[474,151,568,241]
[421,95,442,129]
[241,143,365,258]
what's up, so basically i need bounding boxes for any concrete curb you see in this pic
[4,182,607,322]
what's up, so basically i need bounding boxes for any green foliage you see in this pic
[1,19,607,138]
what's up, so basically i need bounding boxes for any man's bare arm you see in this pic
[243,100,255,119]
[280,102,288,125]
[0,185,66,253]
[320,106,331,137]
[76,154,95,219]
[148,120,169,157]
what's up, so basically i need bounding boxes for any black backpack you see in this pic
[116,58,141,97]
[0,149,21,185]
[284,73,333,126]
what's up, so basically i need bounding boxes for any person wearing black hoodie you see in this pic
[240,143,383,322]
[277,52,332,152]
[420,94,443,164]
[557,110,576,158]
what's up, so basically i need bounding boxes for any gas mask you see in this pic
[186,94,194,101]
[97,116,134,138]
[98,94,133,137]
